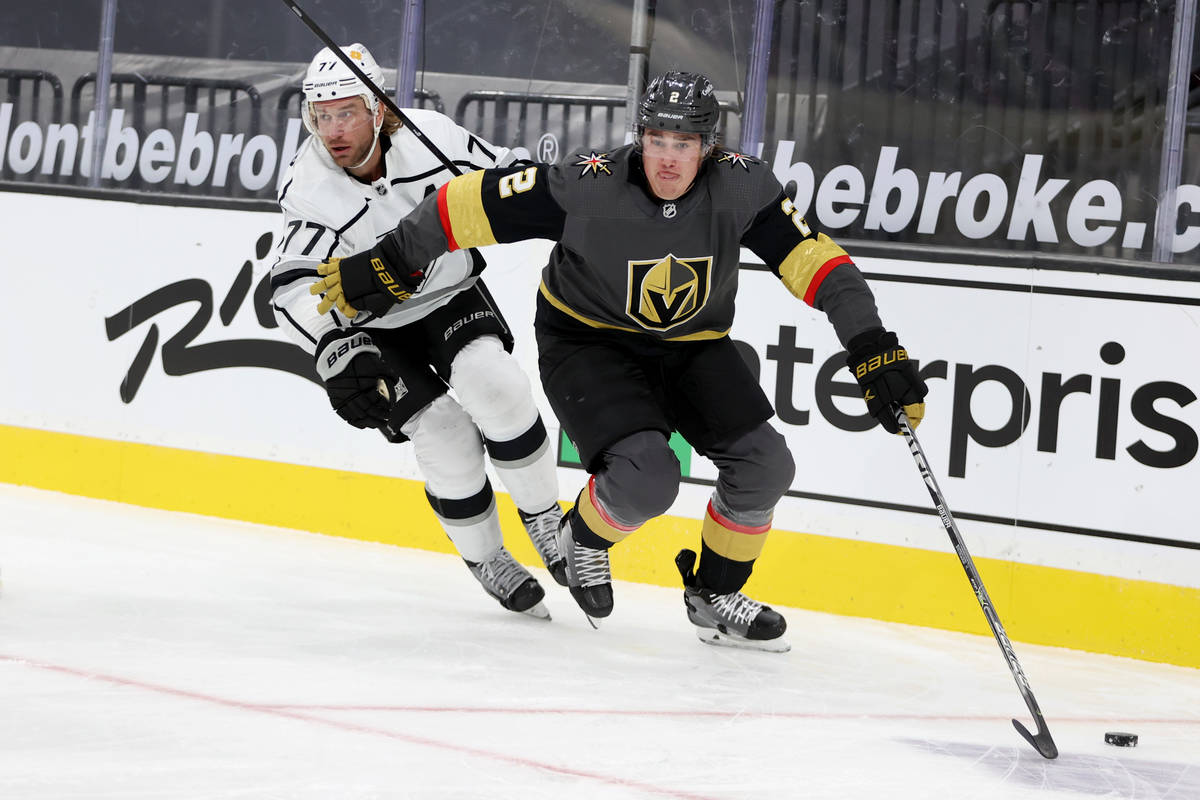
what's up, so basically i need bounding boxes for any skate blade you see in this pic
[695,628,790,653]
[519,601,552,621]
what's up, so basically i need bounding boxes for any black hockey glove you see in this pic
[315,332,396,429]
[311,236,425,319]
[846,328,928,434]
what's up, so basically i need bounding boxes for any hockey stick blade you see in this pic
[1013,718,1059,759]
[277,0,463,177]
[894,405,1058,760]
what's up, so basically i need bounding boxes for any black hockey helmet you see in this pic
[636,71,720,151]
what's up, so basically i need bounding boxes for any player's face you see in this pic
[641,129,705,201]
[312,97,380,170]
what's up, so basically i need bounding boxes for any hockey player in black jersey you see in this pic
[310,71,928,651]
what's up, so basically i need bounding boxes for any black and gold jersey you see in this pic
[388,144,883,345]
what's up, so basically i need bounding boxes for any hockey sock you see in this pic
[573,477,638,547]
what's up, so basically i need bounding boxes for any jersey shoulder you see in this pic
[396,108,462,140]
[705,148,781,210]
[558,145,627,177]
[277,138,354,223]
[545,144,639,214]
[395,108,510,168]
[710,148,766,172]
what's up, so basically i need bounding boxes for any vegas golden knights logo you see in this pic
[626,254,712,331]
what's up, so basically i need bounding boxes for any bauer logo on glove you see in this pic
[313,330,397,430]
[853,347,909,380]
[370,257,415,303]
[310,236,425,319]
[322,331,375,370]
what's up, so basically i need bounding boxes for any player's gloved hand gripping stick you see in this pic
[894,405,1058,759]
[845,328,926,433]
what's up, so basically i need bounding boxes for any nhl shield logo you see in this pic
[626,254,712,331]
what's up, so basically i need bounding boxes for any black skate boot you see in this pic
[558,511,613,627]
[518,504,568,586]
[675,549,789,652]
[465,546,550,620]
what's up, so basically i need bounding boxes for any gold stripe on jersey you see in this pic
[539,282,730,341]
[777,233,849,302]
[443,170,498,248]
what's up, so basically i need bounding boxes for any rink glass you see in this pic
[0,0,1195,266]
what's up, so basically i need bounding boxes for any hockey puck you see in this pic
[1104,731,1138,747]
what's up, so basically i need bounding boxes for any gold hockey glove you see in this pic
[846,328,927,434]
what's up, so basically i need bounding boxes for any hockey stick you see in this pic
[277,0,463,177]
[894,406,1058,759]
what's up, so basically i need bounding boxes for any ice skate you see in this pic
[675,549,789,653]
[518,505,568,586]
[465,547,550,620]
[558,512,613,627]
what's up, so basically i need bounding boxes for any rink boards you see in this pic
[1,188,1197,668]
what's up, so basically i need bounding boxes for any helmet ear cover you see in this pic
[301,43,385,136]
[635,71,720,153]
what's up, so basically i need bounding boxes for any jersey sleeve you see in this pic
[741,184,883,346]
[269,190,345,354]
[384,162,568,269]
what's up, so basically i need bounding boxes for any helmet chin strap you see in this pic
[347,111,385,172]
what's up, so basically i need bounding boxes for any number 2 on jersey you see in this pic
[780,197,812,236]
[498,167,538,198]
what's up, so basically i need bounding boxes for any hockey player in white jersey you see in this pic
[270,43,566,618]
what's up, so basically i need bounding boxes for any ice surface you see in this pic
[0,483,1196,799]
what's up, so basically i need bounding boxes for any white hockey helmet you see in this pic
[301,43,384,135]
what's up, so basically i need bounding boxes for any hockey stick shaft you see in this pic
[278,0,463,177]
[894,406,1058,759]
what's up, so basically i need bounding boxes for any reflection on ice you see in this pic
[902,738,1200,799]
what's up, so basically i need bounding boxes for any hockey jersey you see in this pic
[270,109,514,353]
[382,144,883,346]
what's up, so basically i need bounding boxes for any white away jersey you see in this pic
[270,109,514,353]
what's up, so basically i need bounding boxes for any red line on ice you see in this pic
[0,654,718,800]
[258,704,1200,725]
